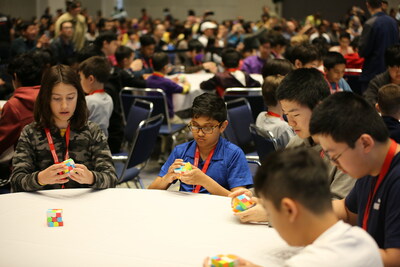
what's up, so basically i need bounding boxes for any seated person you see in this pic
[241,36,272,74]
[78,56,114,137]
[114,45,147,88]
[256,75,295,148]
[329,32,355,56]
[146,52,190,124]
[376,84,400,143]
[10,65,117,192]
[205,148,383,267]
[310,92,400,267]
[200,48,261,97]
[149,93,253,196]
[134,35,156,77]
[323,51,353,93]
[286,43,321,69]
[0,51,47,186]
[261,58,294,79]
[364,44,400,106]
[181,39,217,74]
[277,68,355,199]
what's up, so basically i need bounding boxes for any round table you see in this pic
[0,188,297,266]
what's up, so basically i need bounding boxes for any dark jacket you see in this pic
[363,70,391,106]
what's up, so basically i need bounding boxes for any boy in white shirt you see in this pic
[205,147,383,267]
[78,56,113,137]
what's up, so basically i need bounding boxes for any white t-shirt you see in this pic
[285,220,383,267]
[255,112,295,148]
[86,92,113,137]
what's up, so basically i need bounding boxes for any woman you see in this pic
[10,64,117,192]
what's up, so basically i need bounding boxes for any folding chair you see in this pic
[249,124,279,162]
[120,87,187,149]
[114,114,164,188]
[225,98,257,157]
[247,158,261,184]
[224,87,265,121]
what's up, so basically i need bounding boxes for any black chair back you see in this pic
[249,124,279,162]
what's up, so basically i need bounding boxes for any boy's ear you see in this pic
[375,103,381,114]
[359,133,375,154]
[294,59,303,69]
[281,197,298,223]
[219,120,228,133]
[88,74,95,83]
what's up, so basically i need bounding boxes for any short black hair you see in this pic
[94,31,117,49]
[78,56,111,84]
[261,58,294,78]
[188,39,204,53]
[254,147,332,214]
[310,92,389,148]
[367,0,382,9]
[221,48,241,68]
[139,35,156,47]
[286,43,320,65]
[276,68,330,110]
[262,75,284,107]
[115,46,133,65]
[269,32,287,48]
[7,51,48,86]
[19,21,36,32]
[385,44,400,67]
[323,51,346,70]
[190,93,227,122]
[258,35,272,46]
[339,32,351,41]
[152,52,169,71]
[377,84,400,116]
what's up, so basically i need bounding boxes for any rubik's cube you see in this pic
[174,162,193,174]
[47,209,63,227]
[211,254,239,267]
[232,194,255,213]
[61,158,75,174]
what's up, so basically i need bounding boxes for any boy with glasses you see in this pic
[310,92,400,266]
[149,93,253,196]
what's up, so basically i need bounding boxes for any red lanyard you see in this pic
[226,68,240,72]
[192,145,216,193]
[267,111,281,118]
[88,89,105,95]
[142,58,153,69]
[44,124,71,164]
[152,72,164,78]
[362,139,397,230]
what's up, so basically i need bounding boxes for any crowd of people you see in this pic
[0,0,400,266]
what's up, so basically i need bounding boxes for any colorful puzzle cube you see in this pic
[211,254,239,267]
[47,209,63,227]
[174,162,193,174]
[61,158,75,174]
[232,194,255,213]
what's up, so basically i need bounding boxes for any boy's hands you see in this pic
[229,189,269,223]
[180,165,208,186]
[163,159,185,183]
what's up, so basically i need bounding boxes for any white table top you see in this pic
[0,188,297,267]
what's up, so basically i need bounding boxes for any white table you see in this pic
[0,189,298,267]
[172,73,264,112]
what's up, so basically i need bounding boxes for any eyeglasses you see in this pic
[324,147,350,164]
[188,123,221,134]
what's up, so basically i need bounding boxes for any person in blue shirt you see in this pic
[149,93,253,196]
[323,51,353,93]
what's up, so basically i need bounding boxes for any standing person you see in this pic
[55,0,87,52]
[10,65,117,192]
[51,20,75,64]
[359,0,399,93]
